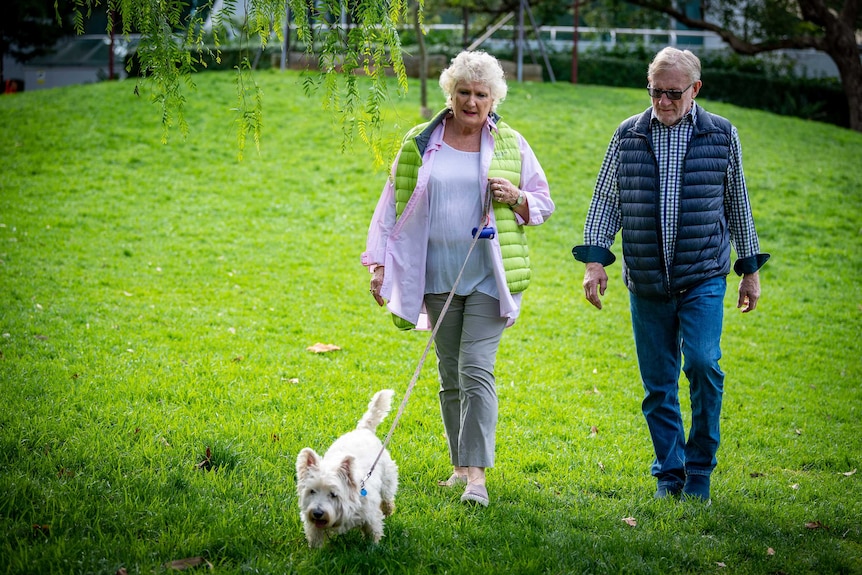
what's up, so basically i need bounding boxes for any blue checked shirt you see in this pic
[584,103,763,278]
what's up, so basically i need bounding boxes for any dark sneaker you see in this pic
[654,482,683,499]
[682,475,711,502]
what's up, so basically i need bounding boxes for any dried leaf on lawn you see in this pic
[196,446,212,470]
[841,468,857,477]
[307,342,341,353]
[805,521,828,530]
[622,517,637,527]
[164,556,213,570]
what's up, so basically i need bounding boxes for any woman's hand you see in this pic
[488,177,522,206]
[370,266,385,306]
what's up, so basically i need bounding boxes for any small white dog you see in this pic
[295,389,399,548]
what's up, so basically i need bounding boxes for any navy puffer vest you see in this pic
[618,108,733,299]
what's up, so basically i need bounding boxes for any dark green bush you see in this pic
[543,51,848,129]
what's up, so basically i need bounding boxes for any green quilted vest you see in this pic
[393,111,531,294]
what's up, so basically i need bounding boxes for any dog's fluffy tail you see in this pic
[356,389,395,432]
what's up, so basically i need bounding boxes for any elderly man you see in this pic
[573,47,770,502]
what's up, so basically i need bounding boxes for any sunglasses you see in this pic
[646,83,694,100]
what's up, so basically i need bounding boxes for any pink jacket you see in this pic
[361,115,554,328]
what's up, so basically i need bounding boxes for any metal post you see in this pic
[571,0,578,84]
[281,3,290,70]
[517,0,525,82]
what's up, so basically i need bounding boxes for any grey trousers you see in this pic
[424,292,507,468]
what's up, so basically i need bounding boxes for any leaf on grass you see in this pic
[196,446,213,470]
[717,562,727,568]
[841,468,857,476]
[805,520,828,530]
[589,425,598,438]
[750,472,765,478]
[164,556,213,570]
[598,461,605,472]
[31,524,50,536]
[790,483,799,490]
[767,547,775,556]
[307,343,341,353]
[622,517,637,527]
[232,355,243,362]
[795,428,802,435]
[116,568,128,575]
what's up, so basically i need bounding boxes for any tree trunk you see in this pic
[626,0,862,132]
[462,7,470,48]
[827,34,862,132]
[412,0,431,119]
[799,0,862,131]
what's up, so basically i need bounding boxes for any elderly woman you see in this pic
[361,50,555,507]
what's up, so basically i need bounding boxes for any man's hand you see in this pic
[583,262,608,310]
[738,271,761,313]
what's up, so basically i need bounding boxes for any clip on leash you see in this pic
[360,182,495,496]
[472,182,496,239]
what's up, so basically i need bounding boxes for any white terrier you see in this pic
[295,389,399,548]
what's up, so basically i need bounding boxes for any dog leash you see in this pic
[360,184,496,496]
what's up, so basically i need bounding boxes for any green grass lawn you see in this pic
[0,70,860,574]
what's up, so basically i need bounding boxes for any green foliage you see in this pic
[288,0,412,164]
[1,72,861,574]
[66,0,413,162]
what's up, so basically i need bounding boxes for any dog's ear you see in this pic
[339,455,357,489]
[296,448,319,480]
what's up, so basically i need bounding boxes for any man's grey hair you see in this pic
[648,47,702,84]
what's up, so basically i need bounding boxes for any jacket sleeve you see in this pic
[361,159,399,269]
[516,133,554,226]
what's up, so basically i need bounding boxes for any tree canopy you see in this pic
[622,0,862,131]
[54,0,862,151]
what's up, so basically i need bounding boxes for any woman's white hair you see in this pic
[439,50,508,112]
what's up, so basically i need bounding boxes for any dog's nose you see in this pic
[312,509,324,520]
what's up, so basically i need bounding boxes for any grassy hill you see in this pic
[0,70,860,574]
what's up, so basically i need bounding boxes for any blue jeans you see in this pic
[629,276,726,488]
